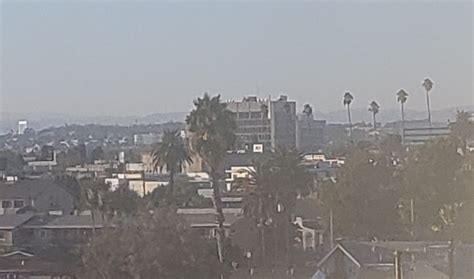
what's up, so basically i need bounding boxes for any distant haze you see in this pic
[1,1,472,117]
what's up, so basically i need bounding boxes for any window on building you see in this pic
[13,200,24,208]
[0,231,7,241]
[251,112,262,119]
[238,112,250,119]
[1,200,12,209]
[39,230,48,239]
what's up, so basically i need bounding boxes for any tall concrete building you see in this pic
[270,95,297,149]
[226,95,297,150]
[297,114,326,153]
[18,120,28,135]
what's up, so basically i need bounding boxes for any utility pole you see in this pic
[449,240,455,279]
[329,210,334,249]
[394,250,402,279]
[410,198,414,239]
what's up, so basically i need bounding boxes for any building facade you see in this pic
[226,96,272,149]
[297,113,326,153]
[226,95,297,150]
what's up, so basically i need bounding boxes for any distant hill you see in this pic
[0,112,187,133]
[313,106,473,124]
[1,106,471,133]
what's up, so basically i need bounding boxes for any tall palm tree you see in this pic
[368,101,380,130]
[397,89,409,143]
[269,149,312,272]
[79,178,109,234]
[186,93,236,265]
[302,104,313,119]
[422,78,434,126]
[234,160,273,266]
[152,129,193,201]
[343,92,354,143]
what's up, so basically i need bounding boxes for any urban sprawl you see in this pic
[0,82,473,278]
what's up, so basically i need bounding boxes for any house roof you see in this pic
[0,213,35,229]
[1,251,34,258]
[23,214,106,229]
[0,179,49,199]
[177,208,243,227]
[317,243,362,268]
[217,152,269,174]
[0,178,76,200]
[0,179,76,214]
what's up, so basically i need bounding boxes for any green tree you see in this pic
[0,150,25,176]
[152,177,212,208]
[368,101,380,130]
[396,89,409,142]
[186,93,236,265]
[422,78,434,126]
[233,160,274,265]
[343,92,354,143]
[107,183,140,217]
[79,208,223,279]
[450,110,473,151]
[321,149,402,240]
[266,149,312,269]
[152,129,193,201]
[91,146,105,162]
[78,178,110,234]
[302,104,313,119]
[399,139,464,239]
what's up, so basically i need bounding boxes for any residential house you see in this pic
[21,214,105,247]
[312,242,396,279]
[0,179,75,216]
[294,217,324,252]
[177,208,243,239]
[312,241,471,279]
[0,214,35,248]
[0,249,76,278]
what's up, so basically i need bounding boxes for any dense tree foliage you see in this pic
[321,137,474,242]
[152,129,192,200]
[79,209,224,279]
[186,93,236,264]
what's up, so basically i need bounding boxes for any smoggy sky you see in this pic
[1,1,472,116]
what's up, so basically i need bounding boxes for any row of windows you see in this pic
[238,135,271,141]
[36,228,93,239]
[1,200,25,209]
[237,127,270,134]
[235,112,266,119]
[237,119,270,126]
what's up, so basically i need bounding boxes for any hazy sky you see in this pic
[1,1,472,117]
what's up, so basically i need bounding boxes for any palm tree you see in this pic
[343,92,354,143]
[79,178,109,234]
[152,129,193,201]
[186,93,236,265]
[268,149,312,272]
[368,101,380,130]
[234,160,273,266]
[302,104,313,119]
[422,78,434,126]
[397,89,409,143]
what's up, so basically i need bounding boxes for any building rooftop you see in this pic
[177,208,243,227]
[0,213,35,229]
[23,214,106,229]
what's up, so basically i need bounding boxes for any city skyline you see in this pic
[1,1,472,116]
